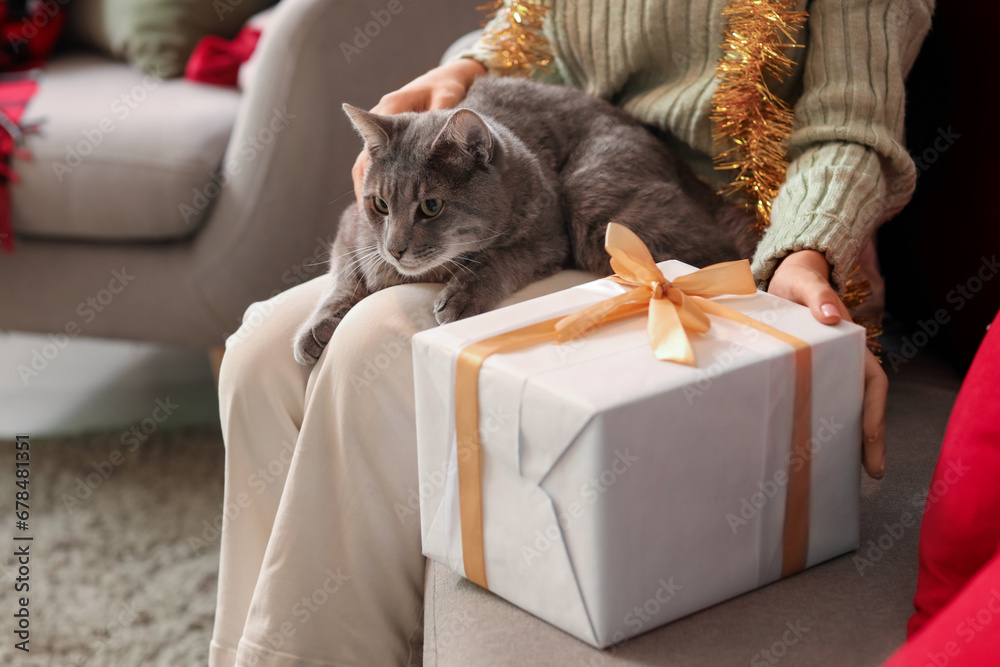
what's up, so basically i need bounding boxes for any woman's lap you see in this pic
[212,270,597,666]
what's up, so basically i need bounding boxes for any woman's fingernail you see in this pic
[821,304,839,319]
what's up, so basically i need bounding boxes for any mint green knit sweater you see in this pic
[458,0,934,288]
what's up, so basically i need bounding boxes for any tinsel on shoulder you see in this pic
[476,0,553,78]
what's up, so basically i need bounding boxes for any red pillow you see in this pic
[885,550,1000,665]
[184,26,261,88]
[909,309,1000,636]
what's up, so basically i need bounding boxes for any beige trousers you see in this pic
[210,270,596,667]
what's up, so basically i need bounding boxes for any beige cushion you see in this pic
[65,0,276,78]
[13,54,240,242]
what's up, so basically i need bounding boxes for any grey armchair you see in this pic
[0,0,482,348]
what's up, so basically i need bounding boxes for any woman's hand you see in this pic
[768,249,888,480]
[351,58,487,207]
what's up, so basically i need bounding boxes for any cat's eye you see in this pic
[420,198,444,217]
[372,196,389,214]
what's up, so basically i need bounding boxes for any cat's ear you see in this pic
[431,108,494,164]
[343,103,392,153]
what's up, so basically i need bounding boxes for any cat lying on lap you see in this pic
[293,76,756,365]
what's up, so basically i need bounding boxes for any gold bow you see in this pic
[553,223,757,366]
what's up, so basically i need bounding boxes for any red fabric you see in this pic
[884,550,1000,666]
[907,310,1000,638]
[0,3,66,71]
[0,1,61,253]
[184,26,262,87]
[0,77,38,253]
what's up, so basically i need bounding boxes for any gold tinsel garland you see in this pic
[709,0,881,356]
[477,0,553,78]
[709,0,806,233]
[842,263,884,360]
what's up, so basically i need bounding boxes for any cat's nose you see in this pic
[389,245,408,260]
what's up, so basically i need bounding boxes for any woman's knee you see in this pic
[220,281,323,399]
[318,284,441,387]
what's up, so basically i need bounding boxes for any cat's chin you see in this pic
[394,265,428,277]
[389,257,443,278]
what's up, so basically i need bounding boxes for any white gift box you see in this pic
[412,260,864,648]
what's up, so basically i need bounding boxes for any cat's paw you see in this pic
[433,284,489,325]
[293,316,342,365]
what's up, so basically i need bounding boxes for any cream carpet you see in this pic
[0,427,225,666]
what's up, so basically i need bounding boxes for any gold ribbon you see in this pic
[454,223,812,589]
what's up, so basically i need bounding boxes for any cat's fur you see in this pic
[294,76,757,365]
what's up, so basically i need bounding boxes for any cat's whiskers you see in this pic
[448,230,510,249]
[336,249,378,276]
[336,247,381,281]
[331,245,376,263]
[443,257,479,280]
[439,262,458,282]
[357,251,386,280]
[351,252,388,300]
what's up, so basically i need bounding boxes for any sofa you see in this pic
[0,0,482,347]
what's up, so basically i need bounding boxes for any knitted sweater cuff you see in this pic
[447,10,510,74]
[751,142,902,291]
[451,43,501,74]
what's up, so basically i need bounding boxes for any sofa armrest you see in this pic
[188,0,483,337]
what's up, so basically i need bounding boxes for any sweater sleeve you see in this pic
[447,1,565,85]
[447,9,508,73]
[751,0,934,290]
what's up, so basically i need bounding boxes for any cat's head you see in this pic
[343,103,512,277]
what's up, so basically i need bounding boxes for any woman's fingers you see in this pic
[428,80,468,110]
[352,150,369,210]
[769,249,887,480]
[769,253,844,325]
[795,271,845,325]
[372,88,424,115]
[862,350,888,479]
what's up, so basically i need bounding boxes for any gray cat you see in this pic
[294,76,756,365]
